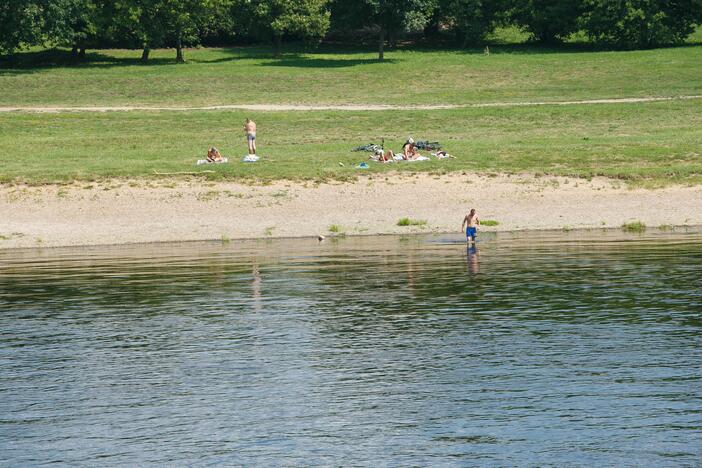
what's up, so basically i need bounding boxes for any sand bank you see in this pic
[1,173,701,249]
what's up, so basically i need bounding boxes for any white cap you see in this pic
[407,137,414,144]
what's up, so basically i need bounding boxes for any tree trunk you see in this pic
[378,28,385,61]
[388,30,397,49]
[175,35,184,63]
[423,14,441,38]
[273,34,282,58]
[141,45,150,62]
[78,47,86,59]
[71,44,79,60]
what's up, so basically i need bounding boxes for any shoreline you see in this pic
[2,173,701,250]
[2,225,701,254]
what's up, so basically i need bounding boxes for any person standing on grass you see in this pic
[462,208,480,245]
[244,118,257,155]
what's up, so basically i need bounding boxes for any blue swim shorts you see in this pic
[466,227,477,240]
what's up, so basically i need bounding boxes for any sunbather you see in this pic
[433,150,453,159]
[374,148,395,163]
[207,147,224,162]
[402,137,420,160]
[244,118,257,155]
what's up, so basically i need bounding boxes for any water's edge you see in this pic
[1,224,700,252]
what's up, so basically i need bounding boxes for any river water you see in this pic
[1,230,701,466]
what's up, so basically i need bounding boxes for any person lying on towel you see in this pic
[374,148,395,163]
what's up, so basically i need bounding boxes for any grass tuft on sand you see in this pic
[622,221,646,233]
[397,217,428,226]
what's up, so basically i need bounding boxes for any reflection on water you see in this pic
[1,230,701,465]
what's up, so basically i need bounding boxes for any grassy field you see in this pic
[1,99,700,185]
[1,42,701,107]
[1,35,700,186]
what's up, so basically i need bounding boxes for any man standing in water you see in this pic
[461,208,480,245]
[244,118,257,155]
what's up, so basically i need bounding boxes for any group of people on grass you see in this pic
[206,122,453,165]
[205,118,257,163]
[371,137,452,163]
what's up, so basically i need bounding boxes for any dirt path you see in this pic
[1,95,700,113]
[2,173,701,249]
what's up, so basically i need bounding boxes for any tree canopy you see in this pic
[1,0,700,59]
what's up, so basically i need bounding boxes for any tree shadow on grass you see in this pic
[469,41,702,55]
[401,32,702,55]
[0,45,389,73]
[2,39,697,74]
[260,55,397,68]
[0,48,175,74]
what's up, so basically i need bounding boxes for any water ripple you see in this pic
[1,230,701,465]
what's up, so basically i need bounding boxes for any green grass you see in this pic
[328,224,341,233]
[1,99,700,185]
[397,217,428,226]
[622,221,646,233]
[1,41,700,186]
[481,220,499,226]
[0,42,700,107]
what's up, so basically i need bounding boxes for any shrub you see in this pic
[397,217,428,226]
[622,221,646,232]
[580,0,702,48]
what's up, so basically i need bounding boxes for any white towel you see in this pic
[406,156,430,162]
[197,157,229,165]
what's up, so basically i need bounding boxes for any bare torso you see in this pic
[244,121,256,134]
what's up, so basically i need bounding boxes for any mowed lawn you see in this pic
[1,99,700,185]
[0,42,701,107]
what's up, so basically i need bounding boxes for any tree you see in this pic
[43,0,99,60]
[332,0,436,60]
[0,0,46,55]
[437,0,506,47]
[242,0,330,57]
[509,0,583,43]
[108,0,216,63]
[163,0,217,62]
[580,0,702,48]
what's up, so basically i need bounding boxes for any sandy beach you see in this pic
[1,173,701,249]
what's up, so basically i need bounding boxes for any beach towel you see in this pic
[242,154,259,162]
[197,157,229,165]
[393,155,430,162]
[353,143,383,153]
[415,140,442,150]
